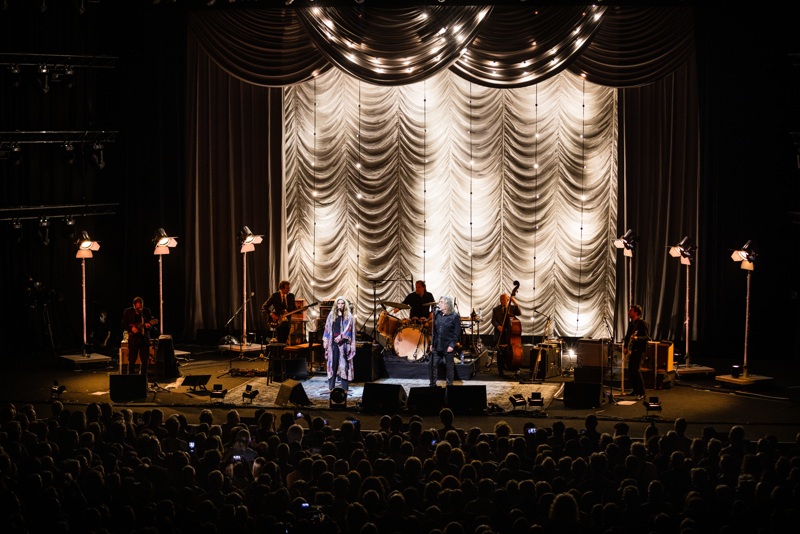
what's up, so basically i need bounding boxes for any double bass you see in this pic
[505,281,524,371]
[487,281,524,372]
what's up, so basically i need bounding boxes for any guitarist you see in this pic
[491,292,521,377]
[121,296,157,376]
[623,304,650,400]
[262,280,296,344]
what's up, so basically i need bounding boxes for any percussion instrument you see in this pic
[377,310,400,338]
[393,324,429,360]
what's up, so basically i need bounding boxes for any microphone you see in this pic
[533,306,540,311]
[410,274,414,292]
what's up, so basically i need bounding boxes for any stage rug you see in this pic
[220,375,560,413]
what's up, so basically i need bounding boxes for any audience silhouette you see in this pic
[0,401,797,533]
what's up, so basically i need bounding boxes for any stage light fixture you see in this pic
[92,143,105,169]
[39,217,50,245]
[330,387,348,409]
[242,384,259,403]
[153,227,178,251]
[75,231,100,357]
[731,239,755,271]
[509,393,526,409]
[643,396,662,417]
[669,235,696,368]
[669,236,695,265]
[237,226,262,346]
[614,228,639,310]
[728,240,767,381]
[50,380,67,401]
[527,391,544,409]
[210,384,228,399]
[153,228,178,334]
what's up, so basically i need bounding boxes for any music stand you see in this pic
[182,375,211,392]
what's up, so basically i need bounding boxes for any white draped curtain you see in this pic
[286,68,617,338]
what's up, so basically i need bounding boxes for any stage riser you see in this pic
[382,350,486,381]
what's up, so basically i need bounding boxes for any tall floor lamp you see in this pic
[613,229,638,394]
[239,226,262,346]
[614,229,639,309]
[731,240,756,378]
[669,236,696,367]
[76,231,100,357]
[153,228,178,334]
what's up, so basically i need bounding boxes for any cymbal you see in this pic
[383,301,410,310]
[422,301,437,307]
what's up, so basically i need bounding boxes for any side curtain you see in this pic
[184,34,285,339]
[616,57,701,345]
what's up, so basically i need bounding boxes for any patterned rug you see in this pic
[221,375,561,413]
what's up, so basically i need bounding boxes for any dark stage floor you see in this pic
[2,343,799,444]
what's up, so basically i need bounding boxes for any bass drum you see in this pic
[393,325,428,360]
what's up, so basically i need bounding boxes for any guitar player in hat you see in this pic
[262,280,296,344]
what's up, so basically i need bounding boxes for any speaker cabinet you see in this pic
[643,341,674,372]
[445,385,487,414]
[284,358,308,381]
[563,381,604,408]
[361,383,407,414]
[275,379,311,407]
[109,374,148,403]
[574,366,603,383]
[407,386,446,415]
[354,342,380,382]
[530,345,562,380]
[156,335,179,380]
[576,339,608,367]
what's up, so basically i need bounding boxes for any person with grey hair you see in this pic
[429,295,461,387]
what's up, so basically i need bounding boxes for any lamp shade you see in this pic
[613,229,638,257]
[239,226,263,253]
[153,228,178,254]
[731,240,755,270]
[76,231,100,258]
[669,236,695,264]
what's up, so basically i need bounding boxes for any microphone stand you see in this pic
[223,294,254,366]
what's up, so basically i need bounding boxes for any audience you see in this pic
[0,400,798,533]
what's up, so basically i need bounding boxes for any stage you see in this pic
[6,345,800,443]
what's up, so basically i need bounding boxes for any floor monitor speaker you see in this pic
[109,374,148,403]
[275,379,311,407]
[361,382,407,414]
[563,381,604,408]
[407,386,446,415]
[445,385,487,414]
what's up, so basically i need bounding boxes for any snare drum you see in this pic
[377,311,400,338]
[393,325,429,360]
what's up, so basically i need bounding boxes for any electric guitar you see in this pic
[268,302,318,328]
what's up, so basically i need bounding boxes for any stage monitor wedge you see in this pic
[109,374,148,403]
[181,374,211,391]
[407,386,445,415]
[361,382,407,414]
[445,385,487,414]
[275,379,311,407]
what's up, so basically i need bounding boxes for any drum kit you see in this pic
[376,300,436,360]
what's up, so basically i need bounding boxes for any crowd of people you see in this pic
[1,400,798,534]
